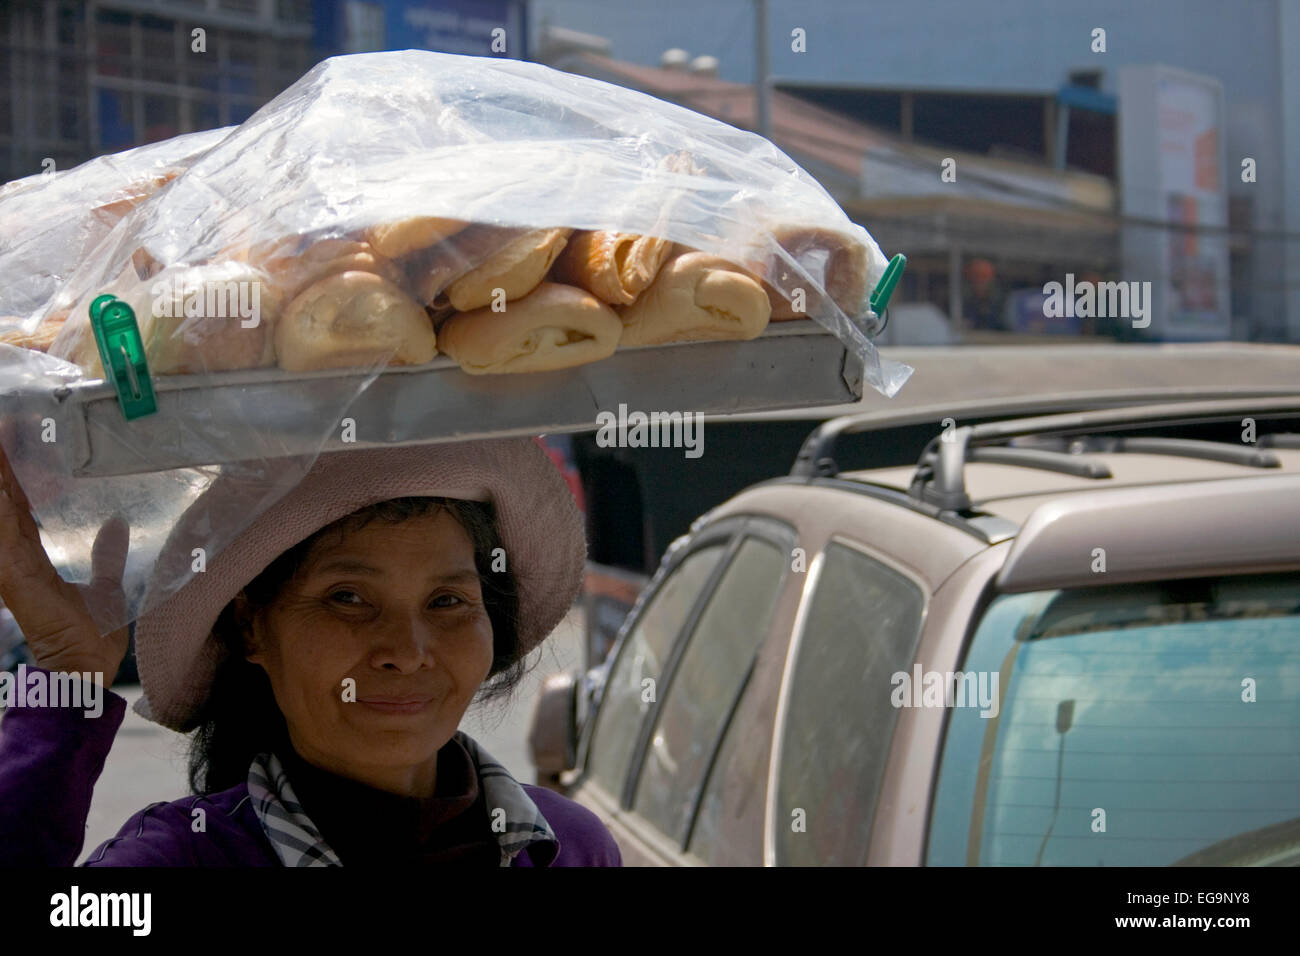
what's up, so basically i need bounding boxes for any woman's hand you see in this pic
[0,440,130,688]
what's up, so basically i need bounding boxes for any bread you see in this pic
[616,251,771,345]
[748,225,871,320]
[141,263,281,374]
[366,216,468,259]
[275,270,436,372]
[89,169,180,230]
[415,226,572,313]
[0,314,67,353]
[48,261,280,377]
[48,263,151,378]
[264,238,404,302]
[550,230,673,306]
[437,281,621,374]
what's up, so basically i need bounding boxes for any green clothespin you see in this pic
[868,253,907,328]
[89,294,156,420]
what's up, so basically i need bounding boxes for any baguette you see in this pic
[413,226,572,313]
[437,281,620,374]
[275,270,435,372]
[48,262,280,377]
[0,314,67,353]
[749,225,872,320]
[366,216,468,259]
[550,230,672,306]
[616,251,770,345]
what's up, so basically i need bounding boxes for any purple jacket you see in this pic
[0,670,621,867]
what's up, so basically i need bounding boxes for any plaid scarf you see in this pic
[247,730,557,867]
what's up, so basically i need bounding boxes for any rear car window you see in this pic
[632,536,787,843]
[585,544,727,797]
[927,572,1300,866]
[775,541,926,865]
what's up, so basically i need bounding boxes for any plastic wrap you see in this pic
[0,127,232,326]
[0,50,911,636]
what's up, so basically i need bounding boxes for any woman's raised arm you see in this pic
[0,438,132,865]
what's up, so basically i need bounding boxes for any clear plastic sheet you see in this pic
[0,126,232,325]
[0,50,911,637]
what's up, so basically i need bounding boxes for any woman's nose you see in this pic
[368,610,435,672]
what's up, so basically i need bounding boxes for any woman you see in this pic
[0,437,621,866]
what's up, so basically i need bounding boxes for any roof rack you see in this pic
[790,395,1300,512]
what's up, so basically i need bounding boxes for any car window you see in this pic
[927,572,1300,866]
[585,543,727,797]
[685,652,768,865]
[632,536,787,844]
[774,541,926,866]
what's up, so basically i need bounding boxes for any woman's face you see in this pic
[244,509,494,796]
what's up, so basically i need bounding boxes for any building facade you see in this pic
[531,0,1299,341]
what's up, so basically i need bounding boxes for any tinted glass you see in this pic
[775,542,926,865]
[633,537,786,843]
[686,662,770,865]
[586,544,725,797]
[928,573,1300,866]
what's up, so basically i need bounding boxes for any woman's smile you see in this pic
[245,509,497,796]
[355,694,437,715]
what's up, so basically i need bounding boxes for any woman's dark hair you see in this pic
[187,496,525,794]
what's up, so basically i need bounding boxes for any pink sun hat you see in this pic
[130,436,586,732]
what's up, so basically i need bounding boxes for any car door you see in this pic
[574,515,796,865]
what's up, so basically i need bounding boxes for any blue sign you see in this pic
[314,0,524,59]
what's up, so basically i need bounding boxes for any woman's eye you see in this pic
[430,593,463,608]
[328,590,365,606]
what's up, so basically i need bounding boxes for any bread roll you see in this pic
[408,229,493,312]
[0,314,66,353]
[367,216,468,259]
[748,226,871,321]
[89,169,180,230]
[264,238,404,303]
[414,226,571,313]
[550,230,673,306]
[48,263,152,378]
[276,270,436,372]
[616,251,771,346]
[49,261,280,377]
[437,281,620,374]
[141,262,281,374]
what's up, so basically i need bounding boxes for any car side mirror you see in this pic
[528,670,578,789]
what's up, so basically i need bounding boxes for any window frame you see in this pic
[765,533,931,866]
[573,515,746,785]
[573,511,797,852]
[618,515,796,843]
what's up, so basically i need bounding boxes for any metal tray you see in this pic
[3,320,864,477]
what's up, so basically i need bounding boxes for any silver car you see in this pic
[530,396,1300,866]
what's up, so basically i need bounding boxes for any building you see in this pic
[530,0,1300,343]
[0,0,526,187]
[1,0,318,183]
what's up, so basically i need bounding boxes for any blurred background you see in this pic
[3,0,1298,345]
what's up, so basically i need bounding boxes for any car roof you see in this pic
[697,396,1300,592]
[843,446,1300,525]
[705,479,987,593]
